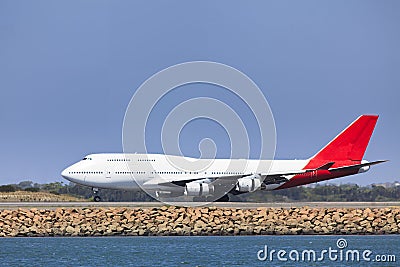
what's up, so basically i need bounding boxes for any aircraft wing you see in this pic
[149,168,312,187]
[143,174,247,197]
[144,170,303,195]
[145,174,249,187]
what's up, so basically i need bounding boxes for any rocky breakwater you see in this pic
[0,206,399,237]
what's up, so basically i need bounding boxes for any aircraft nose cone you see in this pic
[61,169,67,177]
[61,166,85,185]
[61,168,71,180]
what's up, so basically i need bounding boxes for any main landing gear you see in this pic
[92,188,101,202]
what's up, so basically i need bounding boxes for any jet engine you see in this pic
[184,182,213,196]
[358,160,370,173]
[236,174,262,192]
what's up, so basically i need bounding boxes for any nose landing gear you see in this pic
[92,188,101,202]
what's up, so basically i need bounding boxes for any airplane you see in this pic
[61,115,386,202]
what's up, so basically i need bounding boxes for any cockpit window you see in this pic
[82,157,87,160]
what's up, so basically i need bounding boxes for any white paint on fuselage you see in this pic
[61,153,308,191]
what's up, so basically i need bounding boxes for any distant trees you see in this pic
[239,183,400,202]
[17,181,34,189]
[0,180,399,202]
[24,187,40,192]
[0,185,16,192]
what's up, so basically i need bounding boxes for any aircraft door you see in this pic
[105,165,112,179]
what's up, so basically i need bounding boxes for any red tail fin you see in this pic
[309,115,378,164]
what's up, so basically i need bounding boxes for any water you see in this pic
[0,236,399,266]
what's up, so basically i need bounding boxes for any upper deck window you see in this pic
[107,158,130,162]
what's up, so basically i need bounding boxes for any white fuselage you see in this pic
[61,153,307,191]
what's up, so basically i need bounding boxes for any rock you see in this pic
[286,218,298,227]
[290,228,302,234]
[65,226,75,234]
[313,226,322,233]
[0,206,399,236]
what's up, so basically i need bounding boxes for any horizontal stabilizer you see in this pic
[329,160,388,172]
[316,162,335,170]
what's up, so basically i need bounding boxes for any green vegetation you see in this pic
[0,180,399,202]
[0,185,16,192]
[238,184,400,202]
[0,181,156,202]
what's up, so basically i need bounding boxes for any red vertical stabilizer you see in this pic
[306,115,378,169]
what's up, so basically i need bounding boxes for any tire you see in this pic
[94,196,101,202]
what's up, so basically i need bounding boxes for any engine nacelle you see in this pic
[184,182,213,196]
[358,160,370,173]
[236,174,262,192]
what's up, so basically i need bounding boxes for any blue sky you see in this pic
[0,1,399,185]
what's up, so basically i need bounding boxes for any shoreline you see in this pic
[1,206,399,237]
[0,201,399,209]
